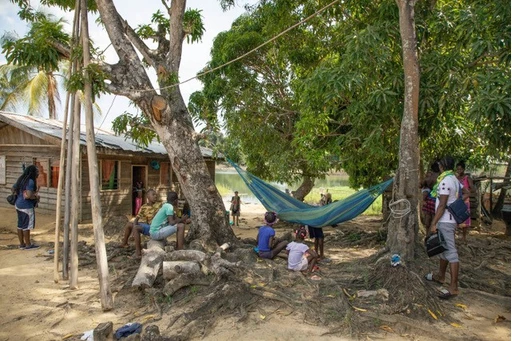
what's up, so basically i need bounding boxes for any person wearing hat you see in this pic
[286,225,319,272]
[230,190,241,226]
[256,212,288,259]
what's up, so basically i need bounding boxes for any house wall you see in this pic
[0,127,64,216]
[1,124,218,223]
[80,155,216,222]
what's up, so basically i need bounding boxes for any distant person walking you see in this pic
[12,165,40,250]
[231,191,241,226]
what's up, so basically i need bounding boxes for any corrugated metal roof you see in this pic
[0,111,214,158]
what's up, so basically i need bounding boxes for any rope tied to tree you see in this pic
[388,198,411,219]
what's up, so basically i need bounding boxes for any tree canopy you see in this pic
[191,0,510,188]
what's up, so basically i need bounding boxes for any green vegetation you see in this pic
[303,187,382,215]
[216,183,232,197]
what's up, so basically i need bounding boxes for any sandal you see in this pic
[310,275,321,281]
[424,272,444,285]
[438,288,458,300]
[24,244,40,250]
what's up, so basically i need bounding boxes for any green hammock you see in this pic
[230,161,392,227]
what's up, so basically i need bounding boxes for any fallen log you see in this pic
[164,249,206,263]
[163,261,201,280]
[132,240,166,288]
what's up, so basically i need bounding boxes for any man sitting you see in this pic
[149,191,189,249]
[120,189,162,258]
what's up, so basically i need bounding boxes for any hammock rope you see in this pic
[229,160,393,227]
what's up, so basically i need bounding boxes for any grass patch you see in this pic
[303,187,382,215]
[216,183,232,197]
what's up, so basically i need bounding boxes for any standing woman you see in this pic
[425,156,460,299]
[12,165,40,250]
[455,161,473,244]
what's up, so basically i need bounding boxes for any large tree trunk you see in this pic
[95,0,237,250]
[292,176,315,202]
[386,0,421,261]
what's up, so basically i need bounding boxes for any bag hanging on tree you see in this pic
[447,183,470,224]
[6,194,17,205]
[425,230,447,257]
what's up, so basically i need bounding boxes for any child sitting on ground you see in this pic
[256,212,288,259]
[286,225,318,272]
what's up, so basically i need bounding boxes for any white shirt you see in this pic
[286,242,309,269]
[435,174,460,223]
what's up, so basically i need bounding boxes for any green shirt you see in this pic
[150,203,175,234]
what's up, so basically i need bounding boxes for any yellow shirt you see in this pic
[136,202,163,224]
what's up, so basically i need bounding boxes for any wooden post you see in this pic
[53,90,70,283]
[69,87,81,289]
[58,0,82,284]
[81,0,113,310]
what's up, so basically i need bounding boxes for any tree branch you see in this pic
[50,40,71,59]
[95,0,154,98]
[168,0,186,73]
[160,0,170,12]
[121,20,157,68]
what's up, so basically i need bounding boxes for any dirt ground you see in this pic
[0,202,510,341]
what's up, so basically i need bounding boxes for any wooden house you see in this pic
[0,112,218,222]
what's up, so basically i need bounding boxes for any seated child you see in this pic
[286,225,318,272]
[256,211,288,259]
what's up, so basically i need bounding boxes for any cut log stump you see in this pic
[163,261,201,280]
[132,240,166,288]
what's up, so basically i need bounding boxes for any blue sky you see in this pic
[0,0,252,130]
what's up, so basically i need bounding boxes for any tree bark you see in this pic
[386,0,421,261]
[94,0,237,250]
[81,0,113,311]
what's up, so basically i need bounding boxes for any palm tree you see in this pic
[0,13,70,119]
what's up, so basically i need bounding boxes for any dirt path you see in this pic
[0,206,509,341]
